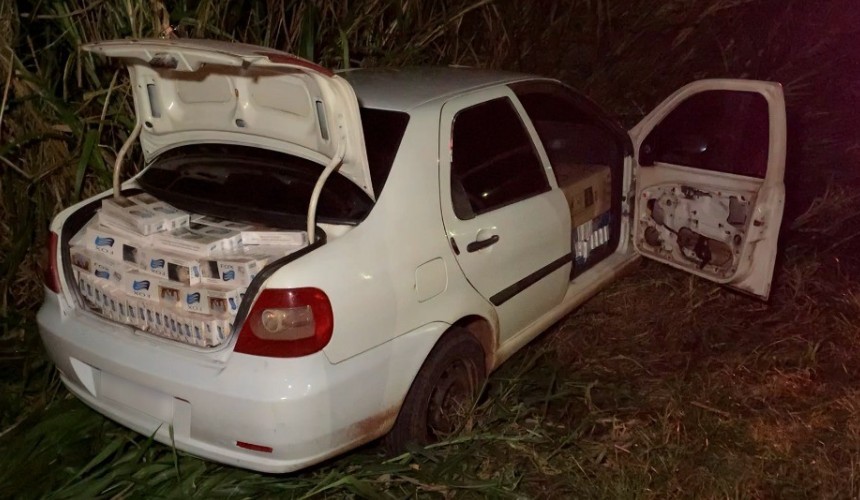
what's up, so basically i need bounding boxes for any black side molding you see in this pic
[489,253,572,306]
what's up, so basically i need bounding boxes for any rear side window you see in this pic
[450,97,549,219]
[360,108,409,195]
[639,90,770,178]
[139,144,373,228]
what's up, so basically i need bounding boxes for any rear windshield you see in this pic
[139,108,409,228]
[139,144,373,228]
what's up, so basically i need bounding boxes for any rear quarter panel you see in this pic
[264,105,497,363]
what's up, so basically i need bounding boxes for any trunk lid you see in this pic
[84,38,374,199]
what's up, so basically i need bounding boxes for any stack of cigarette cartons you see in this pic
[68,193,309,347]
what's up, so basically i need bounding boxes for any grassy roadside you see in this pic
[2,0,860,497]
[2,185,860,498]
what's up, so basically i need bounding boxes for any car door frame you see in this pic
[438,83,572,344]
[630,79,787,299]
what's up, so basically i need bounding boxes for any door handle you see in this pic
[467,234,500,253]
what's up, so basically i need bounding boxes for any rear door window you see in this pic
[450,97,549,219]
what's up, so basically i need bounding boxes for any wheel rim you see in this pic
[426,357,480,440]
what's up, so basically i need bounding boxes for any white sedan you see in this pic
[37,39,786,473]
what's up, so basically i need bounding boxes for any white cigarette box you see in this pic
[192,215,255,231]
[85,215,149,267]
[153,227,228,256]
[200,255,259,286]
[84,250,123,286]
[157,281,183,307]
[179,286,209,315]
[101,197,189,235]
[240,228,307,247]
[144,249,202,285]
[205,285,243,316]
[118,269,159,302]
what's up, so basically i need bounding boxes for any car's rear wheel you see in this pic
[385,329,486,451]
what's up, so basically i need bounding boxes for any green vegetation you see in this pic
[2,0,859,497]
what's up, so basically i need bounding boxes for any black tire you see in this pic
[384,329,486,452]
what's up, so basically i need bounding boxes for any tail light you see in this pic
[234,288,333,358]
[43,231,62,294]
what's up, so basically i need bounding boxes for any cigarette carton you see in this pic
[144,249,201,285]
[118,269,159,302]
[101,197,189,235]
[241,228,307,247]
[205,285,243,316]
[179,286,209,315]
[157,281,183,307]
[85,216,149,266]
[192,215,255,231]
[81,250,123,287]
[200,255,259,286]
[153,226,230,256]
[129,192,159,205]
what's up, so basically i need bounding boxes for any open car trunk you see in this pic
[59,143,371,349]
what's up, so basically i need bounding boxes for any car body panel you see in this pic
[630,79,786,299]
[84,39,375,198]
[438,85,571,343]
[38,292,450,473]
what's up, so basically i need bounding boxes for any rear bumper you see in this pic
[36,293,443,473]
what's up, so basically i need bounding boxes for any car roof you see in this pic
[339,67,540,112]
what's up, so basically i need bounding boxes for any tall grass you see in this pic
[2,0,859,496]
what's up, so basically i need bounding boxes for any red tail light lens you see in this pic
[234,288,333,358]
[43,231,61,294]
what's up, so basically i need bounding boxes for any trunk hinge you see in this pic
[112,121,143,199]
[306,140,346,242]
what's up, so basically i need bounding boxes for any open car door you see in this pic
[630,79,786,300]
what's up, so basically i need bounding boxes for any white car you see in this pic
[37,39,786,473]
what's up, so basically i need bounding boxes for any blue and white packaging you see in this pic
[180,286,209,315]
[200,255,259,287]
[204,285,243,316]
[240,228,307,247]
[144,249,201,285]
[118,269,159,302]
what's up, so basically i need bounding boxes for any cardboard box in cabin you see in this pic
[556,164,611,227]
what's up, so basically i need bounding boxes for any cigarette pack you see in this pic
[118,269,159,302]
[192,215,254,231]
[241,228,307,247]
[153,226,231,256]
[200,255,259,286]
[157,281,183,307]
[204,285,243,316]
[85,218,143,263]
[128,192,159,205]
[180,286,209,315]
[203,314,233,346]
[144,249,201,285]
[85,250,123,286]
[101,197,189,235]
[188,221,242,249]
